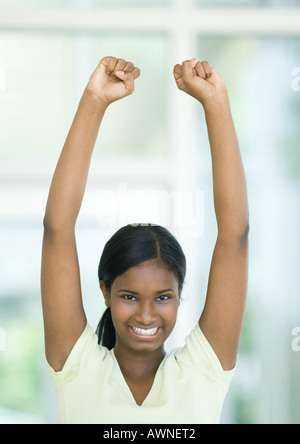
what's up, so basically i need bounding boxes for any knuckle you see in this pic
[106,56,116,64]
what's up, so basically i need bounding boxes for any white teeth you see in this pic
[131,326,159,336]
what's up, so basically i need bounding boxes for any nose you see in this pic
[135,300,157,326]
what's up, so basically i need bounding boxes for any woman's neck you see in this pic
[113,342,165,381]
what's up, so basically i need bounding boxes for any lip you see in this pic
[129,326,161,339]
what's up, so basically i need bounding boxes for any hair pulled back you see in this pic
[96,224,186,349]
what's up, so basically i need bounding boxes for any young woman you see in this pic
[41,57,249,424]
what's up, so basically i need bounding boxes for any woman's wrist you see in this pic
[202,91,230,115]
[82,88,110,114]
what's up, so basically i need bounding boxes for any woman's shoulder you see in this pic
[171,323,235,383]
[46,323,109,384]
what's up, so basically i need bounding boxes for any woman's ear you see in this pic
[100,281,110,308]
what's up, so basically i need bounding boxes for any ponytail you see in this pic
[96,307,116,350]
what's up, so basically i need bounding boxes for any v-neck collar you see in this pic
[111,349,167,407]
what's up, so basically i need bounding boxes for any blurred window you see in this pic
[0,0,299,425]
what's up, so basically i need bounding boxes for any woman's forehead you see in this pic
[111,259,178,293]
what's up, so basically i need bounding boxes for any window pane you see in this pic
[0,31,169,163]
[0,226,43,422]
[196,35,300,177]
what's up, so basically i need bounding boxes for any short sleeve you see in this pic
[175,323,235,388]
[46,323,106,391]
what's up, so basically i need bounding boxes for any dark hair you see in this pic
[96,223,186,349]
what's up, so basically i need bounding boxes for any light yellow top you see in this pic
[47,322,234,424]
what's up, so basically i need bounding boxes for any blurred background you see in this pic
[0,0,300,424]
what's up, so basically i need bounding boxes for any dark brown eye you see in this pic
[156,295,170,302]
[123,294,136,301]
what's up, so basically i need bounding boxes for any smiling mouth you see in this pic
[130,326,159,336]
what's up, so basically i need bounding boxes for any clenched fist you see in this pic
[85,57,140,107]
[173,58,227,107]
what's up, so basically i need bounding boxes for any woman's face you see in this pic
[102,259,181,354]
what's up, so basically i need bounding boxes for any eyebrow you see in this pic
[118,289,175,295]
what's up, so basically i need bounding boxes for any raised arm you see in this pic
[174,58,249,370]
[41,57,140,371]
